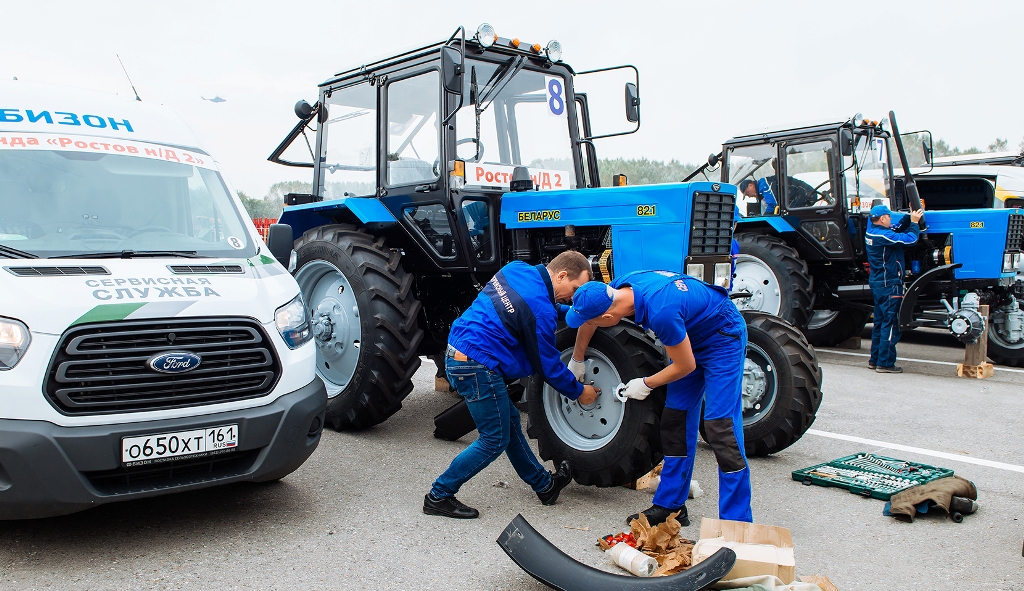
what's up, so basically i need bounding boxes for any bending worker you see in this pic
[424,251,600,519]
[564,270,752,526]
[865,204,924,373]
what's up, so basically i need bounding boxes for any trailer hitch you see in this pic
[497,514,736,591]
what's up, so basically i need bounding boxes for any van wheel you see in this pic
[732,234,814,328]
[293,224,423,430]
[526,322,666,487]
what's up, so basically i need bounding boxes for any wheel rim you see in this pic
[742,342,778,426]
[806,310,840,330]
[732,254,782,315]
[990,304,1024,350]
[294,260,361,397]
[542,348,625,451]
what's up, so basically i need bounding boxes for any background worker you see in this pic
[424,251,600,519]
[564,271,752,527]
[865,204,925,373]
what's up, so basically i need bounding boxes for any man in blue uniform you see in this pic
[564,271,752,526]
[425,251,600,519]
[865,204,924,373]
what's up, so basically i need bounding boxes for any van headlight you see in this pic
[0,317,30,370]
[275,295,312,349]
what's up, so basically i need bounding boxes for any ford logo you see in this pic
[147,351,202,374]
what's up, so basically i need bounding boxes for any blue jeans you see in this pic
[652,302,753,522]
[429,357,551,499]
[869,283,904,368]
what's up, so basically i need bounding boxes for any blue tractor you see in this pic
[266,24,823,486]
[694,113,1024,363]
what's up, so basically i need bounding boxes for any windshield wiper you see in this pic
[0,244,39,259]
[52,250,201,259]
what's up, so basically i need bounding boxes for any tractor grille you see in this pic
[1006,213,1024,252]
[44,317,280,415]
[689,192,735,255]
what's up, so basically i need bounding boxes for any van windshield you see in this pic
[0,143,253,259]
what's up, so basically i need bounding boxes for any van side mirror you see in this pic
[840,129,853,156]
[266,224,295,269]
[625,82,640,123]
[441,47,463,94]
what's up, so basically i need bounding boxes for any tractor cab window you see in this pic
[461,198,493,263]
[404,203,455,259]
[321,82,377,197]
[845,133,891,211]
[455,58,575,189]
[387,72,441,186]
[784,140,836,210]
[727,143,779,216]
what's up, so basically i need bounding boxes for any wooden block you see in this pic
[957,362,994,379]
[624,461,664,490]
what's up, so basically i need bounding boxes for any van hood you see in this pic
[1,254,297,335]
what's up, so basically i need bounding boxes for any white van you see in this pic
[0,81,327,519]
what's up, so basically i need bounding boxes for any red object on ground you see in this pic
[252,218,278,241]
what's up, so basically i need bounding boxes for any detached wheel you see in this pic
[740,311,823,456]
[293,224,423,430]
[804,308,869,347]
[526,323,665,487]
[733,234,814,328]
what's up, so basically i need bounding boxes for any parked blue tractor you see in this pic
[266,24,823,486]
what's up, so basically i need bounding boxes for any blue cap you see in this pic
[870,204,893,219]
[565,282,615,328]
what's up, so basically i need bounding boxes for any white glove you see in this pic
[615,378,652,401]
[567,358,586,381]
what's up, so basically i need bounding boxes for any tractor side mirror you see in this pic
[441,47,463,94]
[266,223,295,269]
[625,82,640,123]
[840,129,854,156]
[294,100,313,120]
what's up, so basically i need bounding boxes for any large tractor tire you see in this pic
[803,308,869,347]
[732,234,814,329]
[988,302,1024,367]
[526,323,666,487]
[737,311,823,456]
[292,224,423,430]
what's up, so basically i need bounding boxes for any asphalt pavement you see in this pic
[1,329,1023,590]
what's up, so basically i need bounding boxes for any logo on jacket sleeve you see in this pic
[147,351,202,374]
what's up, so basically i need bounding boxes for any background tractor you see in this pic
[266,24,823,486]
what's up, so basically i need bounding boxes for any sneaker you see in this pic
[626,504,689,527]
[537,460,572,505]
[423,493,479,519]
[868,362,876,370]
[875,365,903,374]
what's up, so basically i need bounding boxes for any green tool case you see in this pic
[792,453,954,500]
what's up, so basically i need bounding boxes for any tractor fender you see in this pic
[735,216,798,234]
[497,514,736,591]
[278,197,397,240]
[899,263,963,330]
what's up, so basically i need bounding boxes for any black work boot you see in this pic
[626,504,689,527]
[537,461,572,505]
[876,365,903,374]
[423,494,479,519]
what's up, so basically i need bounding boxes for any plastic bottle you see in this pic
[607,543,659,577]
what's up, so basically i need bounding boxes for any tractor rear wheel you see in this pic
[526,323,665,487]
[732,234,814,329]
[804,308,869,347]
[292,224,423,430]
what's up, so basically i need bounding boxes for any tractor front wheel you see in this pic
[732,234,814,329]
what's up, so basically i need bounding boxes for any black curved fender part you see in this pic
[497,514,736,591]
[898,263,962,331]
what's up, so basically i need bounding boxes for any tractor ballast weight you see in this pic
[269,24,824,486]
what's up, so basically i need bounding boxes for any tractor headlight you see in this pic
[545,40,562,62]
[686,264,704,281]
[714,263,732,289]
[0,317,30,370]
[1004,252,1023,273]
[476,23,497,48]
[275,294,312,349]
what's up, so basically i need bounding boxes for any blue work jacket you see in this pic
[610,270,730,346]
[865,216,920,288]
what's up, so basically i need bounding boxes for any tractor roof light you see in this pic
[545,40,562,62]
[476,23,497,48]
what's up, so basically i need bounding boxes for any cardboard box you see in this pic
[691,518,796,584]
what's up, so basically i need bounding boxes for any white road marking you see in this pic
[817,348,1024,374]
[806,429,1024,473]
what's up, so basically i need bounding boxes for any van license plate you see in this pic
[121,424,238,465]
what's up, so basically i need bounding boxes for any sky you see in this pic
[4,0,1022,199]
